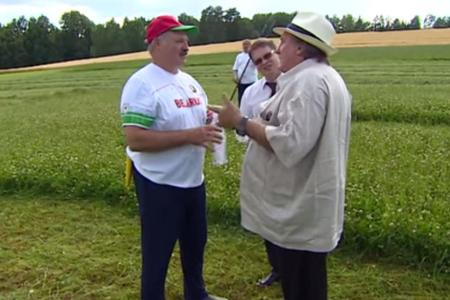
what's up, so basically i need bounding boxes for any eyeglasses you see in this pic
[253,50,274,66]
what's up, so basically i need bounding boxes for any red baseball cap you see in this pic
[146,15,197,44]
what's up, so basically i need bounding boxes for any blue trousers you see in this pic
[133,167,208,300]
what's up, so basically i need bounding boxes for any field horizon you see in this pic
[1,28,450,73]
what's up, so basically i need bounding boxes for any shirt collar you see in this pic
[278,59,317,87]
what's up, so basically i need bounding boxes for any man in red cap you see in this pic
[120,15,226,300]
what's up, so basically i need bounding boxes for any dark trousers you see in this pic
[269,241,328,300]
[237,83,254,107]
[133,167,208,300]
[264,239,279,274]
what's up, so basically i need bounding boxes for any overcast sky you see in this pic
[1,0,449,26]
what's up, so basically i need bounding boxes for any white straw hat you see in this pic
[273,12,337,56]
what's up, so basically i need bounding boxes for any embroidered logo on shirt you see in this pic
[189,85,197,93]
[174,98,202,108]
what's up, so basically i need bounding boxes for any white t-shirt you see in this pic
[120,63,208,188]
[240,77,274,119]
[232,52,257,84]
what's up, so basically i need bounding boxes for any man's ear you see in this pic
[296,45,304,57]
[154,35,165,47]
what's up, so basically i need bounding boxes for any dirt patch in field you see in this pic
[3,28,450,72]
[333,28,450,47]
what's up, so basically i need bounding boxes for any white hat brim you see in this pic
[273,27,337,56]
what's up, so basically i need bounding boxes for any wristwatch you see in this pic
[236,116,249,136]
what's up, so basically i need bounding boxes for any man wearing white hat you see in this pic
[210,11,352,300]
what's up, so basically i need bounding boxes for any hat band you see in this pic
[286,23,324,43]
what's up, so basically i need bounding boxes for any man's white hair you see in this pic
[148,31,171,53]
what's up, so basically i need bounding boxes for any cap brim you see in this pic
[171,25,197,33]
[273,26,337,56]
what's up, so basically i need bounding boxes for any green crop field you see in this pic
[1,44,449,299]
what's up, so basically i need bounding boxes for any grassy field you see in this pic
[1,196,449,299]
[1,44,449,299]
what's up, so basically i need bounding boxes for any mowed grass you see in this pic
[1,44,450,299]
[1,196,449,300]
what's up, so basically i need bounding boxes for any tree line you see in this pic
[1,6,449,69]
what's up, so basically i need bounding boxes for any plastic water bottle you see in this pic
[211,112,228,166]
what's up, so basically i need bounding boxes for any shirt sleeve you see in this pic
[232,54,239,71]
[265,80,327,168]
[120,76,156,129]
[240,85,252,117]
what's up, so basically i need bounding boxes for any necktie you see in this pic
[265,82,277,97]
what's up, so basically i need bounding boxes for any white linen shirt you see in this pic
[240,59,352,252]
[232,52,257,84]
[240,77,274,119]
[120,63,208,188]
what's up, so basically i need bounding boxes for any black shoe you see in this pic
[257,271,280,287]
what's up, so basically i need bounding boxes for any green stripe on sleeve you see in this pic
[121,112,155,128]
